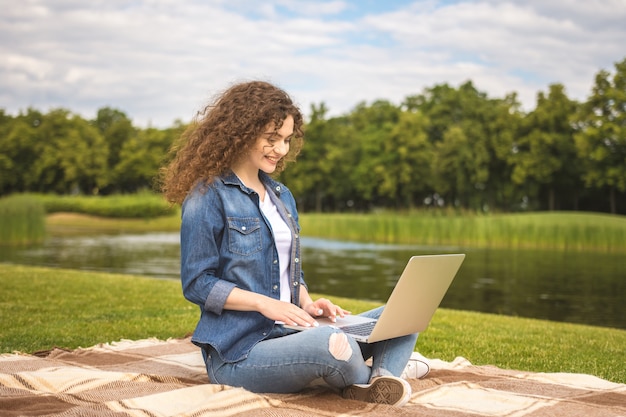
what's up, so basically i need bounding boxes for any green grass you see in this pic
[299,211,626,253]
[0,264,196,352]
[0,194,46,245]
[35,191,177,218]
[46,212,181,235]
[1,264,624,383]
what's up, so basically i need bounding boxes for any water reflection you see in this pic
[1,233,624,329]
[1,233,181,279]
[301,239,626,330]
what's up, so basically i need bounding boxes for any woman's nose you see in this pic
[274,140,289,155]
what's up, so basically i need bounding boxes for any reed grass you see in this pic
[299,211,626,253]
[0,194,46,245]
[44,207,626,253]
[46,212,181,236]
[35,191,177,218]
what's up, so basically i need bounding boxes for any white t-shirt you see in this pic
[259,190,292,303]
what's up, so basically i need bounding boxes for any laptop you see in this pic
[285,254,465,343]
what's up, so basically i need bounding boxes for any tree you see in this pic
[93,107,135,193]
[381,110,432,208]
[30,109,108,194]
[403,83,461,143]
[0,109,44,195]
[512,84,580,210]
[574,58,626,214]
[405,81,511,211]
[281,103,331,211]
[349,100,404,207]
[113,127,173,192]
[432,125,489,209]
[483,93,523,211]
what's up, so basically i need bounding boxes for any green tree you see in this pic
[349,100,403,207]
[405,81,512,211]
[0,109,43,195]
[324,117,362,210]
[113,127,172,192]
[280,103,360,211]
[0,111,19,194]
[432,125,489,209]
[30,109,108,194]
[93,107,135,193]
[403,83,461,143]
[381,110,432,208]
[484,93,523,211]
[512,84,580,210]
[574,58,626,214]
[280,103,332,211]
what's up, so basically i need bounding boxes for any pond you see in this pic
[2,232,624,330]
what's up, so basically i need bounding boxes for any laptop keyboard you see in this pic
[341,321,375,336]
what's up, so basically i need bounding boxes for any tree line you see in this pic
[1,57,624,214]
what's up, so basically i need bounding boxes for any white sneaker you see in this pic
[342,375,411,407]
[401,352,431,379]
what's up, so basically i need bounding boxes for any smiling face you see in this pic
[238,115,295,177]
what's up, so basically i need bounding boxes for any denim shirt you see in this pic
[180,171,305,362]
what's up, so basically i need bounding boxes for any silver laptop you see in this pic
[286,254,465,343]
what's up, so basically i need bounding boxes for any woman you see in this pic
[161,80,428,407]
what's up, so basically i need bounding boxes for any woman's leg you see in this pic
[357,306,419,378]
[204,325,371,393]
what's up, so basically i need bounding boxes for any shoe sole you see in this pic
[343,377,410,406]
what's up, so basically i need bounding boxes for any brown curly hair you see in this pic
[160,81,304,204]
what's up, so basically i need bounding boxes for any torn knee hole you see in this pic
[328,332,352,361]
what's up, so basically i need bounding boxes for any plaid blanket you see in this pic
[1,337,624,416]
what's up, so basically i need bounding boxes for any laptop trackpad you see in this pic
[324,315,375,327]
[286,314,375,331]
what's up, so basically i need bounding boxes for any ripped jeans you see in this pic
[202,306,419,393]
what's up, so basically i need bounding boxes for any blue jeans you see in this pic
[202,306,419,393]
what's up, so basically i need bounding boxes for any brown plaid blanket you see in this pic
[1,337,624,416]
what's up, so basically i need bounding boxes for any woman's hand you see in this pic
[257,297,320,327]
[224,288,317,327]
[302,298,351,323]
[224,287,350,327]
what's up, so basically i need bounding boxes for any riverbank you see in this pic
[1,264,624,383]
[46,212,181,235]
[45,210,626,253]
[300,211,626,252]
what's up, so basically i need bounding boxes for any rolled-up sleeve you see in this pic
[204,279,236,315]
[180,188,234,315]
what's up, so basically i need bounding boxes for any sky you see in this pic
[1,0,625,128]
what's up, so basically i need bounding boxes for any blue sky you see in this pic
[1,0,625,127]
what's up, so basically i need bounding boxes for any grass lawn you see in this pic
[1,264,624,384]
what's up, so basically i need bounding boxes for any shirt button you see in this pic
[275,186,281,191]
[293,281,298,287]
[272,285,278,290]
[294,258,299,263]
[273,259,278,264]
[241,226,247,231]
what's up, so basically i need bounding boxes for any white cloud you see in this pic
[0,0,624,127]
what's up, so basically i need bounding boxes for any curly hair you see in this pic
[160,81,304,204]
